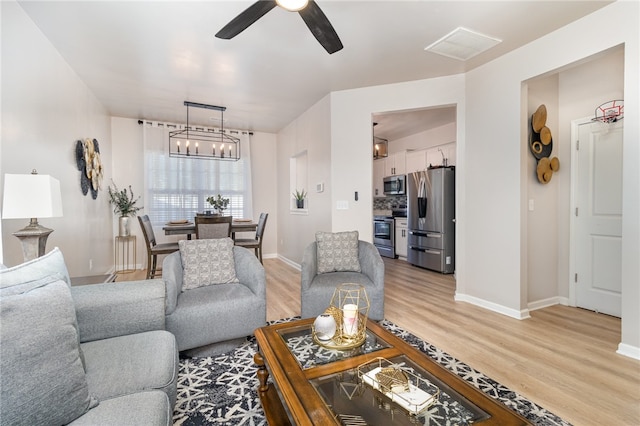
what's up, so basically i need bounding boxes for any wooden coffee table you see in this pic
[254,317,530,425]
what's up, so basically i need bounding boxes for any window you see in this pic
[143,123,253,225]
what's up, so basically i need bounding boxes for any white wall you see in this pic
[1,1,113,274]
[110,117,145,266]
[389,122,456,153]
[526,75,560,306]
[463,2,638,353]
[276,95,332,265]
[247,132,278,257]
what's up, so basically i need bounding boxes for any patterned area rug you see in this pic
[172,318,571,425]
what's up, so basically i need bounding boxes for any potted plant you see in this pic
[206,194,230,215]
[292,189,307,209]
[108,182,143,237]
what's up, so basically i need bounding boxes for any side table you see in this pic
[115,235,136,274]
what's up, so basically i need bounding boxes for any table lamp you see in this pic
[2,170,63,261]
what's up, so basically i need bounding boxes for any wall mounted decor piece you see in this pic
[529,104,559,184]
[75,138,103,199]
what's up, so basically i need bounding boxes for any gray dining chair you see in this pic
[195,215,232,239]
[234,213,268,263]
[138,215,180,279]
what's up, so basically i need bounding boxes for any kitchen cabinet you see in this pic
[395,218,408,258]
[384,151,406,176]
[406,150,427,173]
[406,143,457,174]
[373,159,385,197]
[426,143,456,168]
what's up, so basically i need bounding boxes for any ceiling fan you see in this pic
[215,0,343,54]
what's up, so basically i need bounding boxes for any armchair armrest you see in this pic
[357,241,385,289]
[233,246,266,298]
[71,279,166,343]
[301,242,318,291]
[162,251,183,315]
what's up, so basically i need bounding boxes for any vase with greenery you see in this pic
[206,194,230,215]
[292,189,307,209]
[108,182,143,236]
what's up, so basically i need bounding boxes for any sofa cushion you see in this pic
[179,238,239,290]
[0,277,97,426]
[165,282,265,351]
[80,330,178,407]
[0,247,70,287]
[68,391,171,426]
[315,231,361,274]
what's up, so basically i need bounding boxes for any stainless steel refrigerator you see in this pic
[407,167,455,273]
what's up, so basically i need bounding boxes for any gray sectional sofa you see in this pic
[0,248,178,426]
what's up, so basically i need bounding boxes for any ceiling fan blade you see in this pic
[298,1,343,54]
[215,0,277,40]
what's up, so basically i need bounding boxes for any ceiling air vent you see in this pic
[425,27,501,61]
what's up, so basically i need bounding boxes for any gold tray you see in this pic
[312,329,366,350]
[357,357,440,415]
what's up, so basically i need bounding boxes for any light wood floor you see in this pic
[122,257,639,425]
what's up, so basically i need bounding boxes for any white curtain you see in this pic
[142,121,253,226]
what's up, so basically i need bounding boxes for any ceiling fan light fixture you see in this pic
[276,0,309,12]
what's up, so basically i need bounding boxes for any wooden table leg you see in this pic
[254,352,270,393]
[254,350,292,425]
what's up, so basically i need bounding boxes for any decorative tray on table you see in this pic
[357,357,440,416]
[167,219,192,225]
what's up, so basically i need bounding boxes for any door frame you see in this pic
[568,116,623,309]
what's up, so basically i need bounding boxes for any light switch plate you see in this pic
[316,182,324,193]
[337,200,349,210]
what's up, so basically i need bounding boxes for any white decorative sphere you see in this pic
[314,314,337,341]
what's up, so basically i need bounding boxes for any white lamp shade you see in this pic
[2,174,63,219]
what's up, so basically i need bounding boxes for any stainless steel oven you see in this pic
[373,216,395,258]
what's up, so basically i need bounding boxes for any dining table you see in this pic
[162,219,257,240]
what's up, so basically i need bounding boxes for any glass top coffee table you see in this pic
[253,318,530,425]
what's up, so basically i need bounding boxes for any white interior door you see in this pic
[574,120,623,317]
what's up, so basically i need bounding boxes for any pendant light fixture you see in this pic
[168,101,240,161]
[373,122,388,159]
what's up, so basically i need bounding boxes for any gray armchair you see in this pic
[162,245,267,355]
[301,240,385,321]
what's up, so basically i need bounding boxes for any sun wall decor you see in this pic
[75,138,103,199]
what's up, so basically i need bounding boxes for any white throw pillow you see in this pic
[179,238,239,290]
[315,231,361,274]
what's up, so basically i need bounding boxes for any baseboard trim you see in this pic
[527,296,569,312]
[277,254,300,271]
[617,343,640,360]
[454,293,531,320]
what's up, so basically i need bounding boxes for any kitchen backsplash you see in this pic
[373,195,407,210]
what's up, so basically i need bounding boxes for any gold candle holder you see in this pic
[312,283,369,350]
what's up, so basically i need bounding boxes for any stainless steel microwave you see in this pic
[383,175,406,195]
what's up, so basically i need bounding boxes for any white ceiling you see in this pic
[18,1,611,137]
